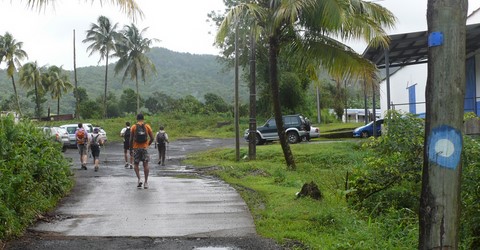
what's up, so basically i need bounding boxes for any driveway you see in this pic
[5,138,281,250]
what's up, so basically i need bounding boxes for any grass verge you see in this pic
[184,142,417,249]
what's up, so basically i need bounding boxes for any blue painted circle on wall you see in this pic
[427,125,462,170]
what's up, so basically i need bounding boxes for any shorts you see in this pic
[133,148,150,164]
[91,146,100,158]
[78,144,88,156]
[123,141,131,151]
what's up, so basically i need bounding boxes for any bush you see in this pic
[0,116,73,240]
[348,110,480,248]
[348,111,424,214]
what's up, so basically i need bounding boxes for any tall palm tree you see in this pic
[114,23,157,114]
[216,0,396,170]
[0,32,28,116]
[44,65,73,115]
[83,15,120,118]
[23,0,143,21]
[18,62,43,118]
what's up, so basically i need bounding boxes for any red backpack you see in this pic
[76,129,87,145]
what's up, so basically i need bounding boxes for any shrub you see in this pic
[348,110,480,248]
[0,116,73,240]
[348,111,424,214]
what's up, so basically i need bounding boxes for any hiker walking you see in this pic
[120,122,133,169]
[155,125,169,166]
[75,123,89,170]
[129,113,154,189]
[90,128,104,172]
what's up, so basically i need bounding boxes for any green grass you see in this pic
[185,142,417,249]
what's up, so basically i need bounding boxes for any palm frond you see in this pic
[24,0,144,20]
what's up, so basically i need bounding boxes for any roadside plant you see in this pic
[0,116,73,240]
[348,110,424,214]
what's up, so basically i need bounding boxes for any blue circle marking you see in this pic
[428,125,462,170]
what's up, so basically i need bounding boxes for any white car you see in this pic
[39,126,69,152]
[302,126,320,141]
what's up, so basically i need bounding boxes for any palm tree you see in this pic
[0,32,28,116]
[18,62,43,118]
[44,65,73,115]
[114,23,157,114]
[216,0,396,170]
[83,15,120,118]
[23,0,143,20]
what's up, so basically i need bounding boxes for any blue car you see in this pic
[353,119,384,138]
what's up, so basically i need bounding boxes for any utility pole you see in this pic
[316,86,321,124]
[419,1,467,249]
[364,79,368,124]
[248,28,257,160]
[73,29,79,119]
[372,83,377,137]
[234,25,240,162]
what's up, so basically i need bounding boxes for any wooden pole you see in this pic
[419,1,467,249]
[234,25,240,161]
[248,28,257,160]
[73,29,79,119]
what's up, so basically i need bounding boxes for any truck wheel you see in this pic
[287,131,299,144]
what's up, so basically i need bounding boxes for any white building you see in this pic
[363,10,480,118]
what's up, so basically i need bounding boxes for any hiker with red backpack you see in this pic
[155,125,169,166]
[129,114,154,189]
[75,123,89,170]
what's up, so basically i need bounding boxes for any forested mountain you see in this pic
[0,47,247,114]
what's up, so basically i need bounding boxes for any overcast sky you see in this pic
[0,0,479,70]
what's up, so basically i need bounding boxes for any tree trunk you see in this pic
[104,55,109,119]
[11,75,22,116]
[57,97,60,115]
[34,82,40,118]
[419,1,468,249]
[269,34,296,170]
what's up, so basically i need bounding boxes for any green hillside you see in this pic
[0,47,248,114]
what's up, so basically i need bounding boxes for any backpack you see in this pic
[124,127,131,141]
[156,132,166,145]
[134,123,147,143]
[76,129,87,145]
[91,134,100,149]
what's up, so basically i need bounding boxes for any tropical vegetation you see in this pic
[214,0,396,170]
[0,115,73,240]
[0,32,28,116]
[83,15,120,118]
[114,23,158,114]
[184,111,480,249]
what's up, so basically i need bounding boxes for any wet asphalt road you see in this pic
[5,138,282,250]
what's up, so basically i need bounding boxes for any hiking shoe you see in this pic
[137,181,143,188]
[157,160,161,165]
[144,182,149,189]
[81,165,87,170]
[124,163,129,168]
[94,166,98,172]
[130,164,133,169]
